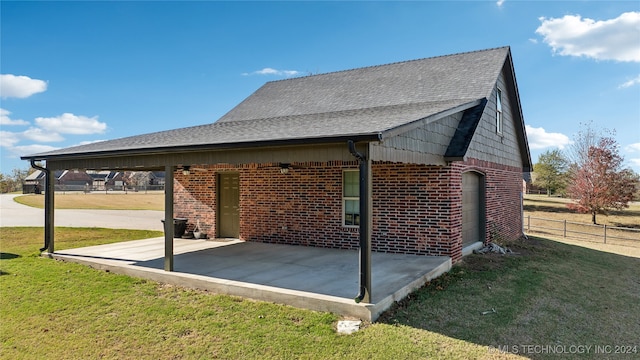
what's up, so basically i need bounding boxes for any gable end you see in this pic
[443,98,488,162]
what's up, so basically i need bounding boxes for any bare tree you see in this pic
[565,121,615,168]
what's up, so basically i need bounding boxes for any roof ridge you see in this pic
[265,46,510,84]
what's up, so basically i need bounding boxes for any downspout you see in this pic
[30,159,54,252]
[348,140,372,303]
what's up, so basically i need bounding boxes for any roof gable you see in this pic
[444,98,488,161]
[219,47,509,123]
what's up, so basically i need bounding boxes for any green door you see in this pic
[218,173,240,238]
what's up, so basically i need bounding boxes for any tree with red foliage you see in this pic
[566,137,636,224]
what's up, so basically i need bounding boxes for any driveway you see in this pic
[0,194,164,231]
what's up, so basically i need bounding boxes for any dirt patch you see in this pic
[462,237,543,271]
[459,253,508,272]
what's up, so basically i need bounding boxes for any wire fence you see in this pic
[524,215,640,248]
[52,184,165,194]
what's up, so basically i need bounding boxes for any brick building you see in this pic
[23,47,531,282]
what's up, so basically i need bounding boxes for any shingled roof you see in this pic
[23,47,520,161]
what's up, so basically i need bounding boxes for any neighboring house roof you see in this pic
[25,170,46,181]
[22,46,530,170]
[86,170,120,180]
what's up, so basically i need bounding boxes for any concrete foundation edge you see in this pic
[45,252,452,322]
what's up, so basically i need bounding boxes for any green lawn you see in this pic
[524,194,640,228]
[14,192,164,210]
[2,227,639,359]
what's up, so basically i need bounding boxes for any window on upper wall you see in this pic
[343,170,360,226]
[496,88,503,135]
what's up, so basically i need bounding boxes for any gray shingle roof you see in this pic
[23,47,510,159]
[220,47,507,122]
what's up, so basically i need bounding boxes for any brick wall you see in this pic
[371,162,462,260]
[173,158,524,264]
[462,158,524,245]
[174,168,217,235]
[240,161,361,249]
[174,162,360,249]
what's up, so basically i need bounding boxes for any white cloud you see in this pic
[535,12,640,62]
[525,125,572,150]
[76,139,106,146]
[625,144,640,171]
[496,0,505,7]
[35,113,107,135]
[13,144,59,157]
[0,131,20,148]
[22,127,64,142]
[0,108,29,126]
[619,75,640,89]
[242,67,301,77]
[626,143,640,153]
[0,74,48,98]
[1,112,108,161]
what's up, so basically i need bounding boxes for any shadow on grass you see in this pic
[611,222,640,229]
[377,237,640,358]
[523,204,575,214]
[0,252,21,260]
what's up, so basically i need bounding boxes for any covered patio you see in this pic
[46,237,451,321]
[21,48,533,322]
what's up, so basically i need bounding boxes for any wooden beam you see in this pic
[164,165,174,271]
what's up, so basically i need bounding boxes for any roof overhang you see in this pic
[21,134,381,163]
[22,135,381,171]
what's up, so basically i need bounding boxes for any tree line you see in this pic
[0,168,31,194]
[533,123,639,224]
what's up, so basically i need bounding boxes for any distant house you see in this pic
[149,171,165,186]
[23,170,46,193]
[23,169,93,193]
[22,46,531,281]
[122,171,165,190]
[86,170,124,190]
[58,170,94,190]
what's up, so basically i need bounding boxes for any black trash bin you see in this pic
[161,218,188,238]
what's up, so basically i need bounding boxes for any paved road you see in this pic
[0,194,164,231]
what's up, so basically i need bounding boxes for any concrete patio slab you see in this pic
[47,237,451,321]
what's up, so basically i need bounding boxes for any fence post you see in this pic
[604,225,607,244]
[527,215,530,232]
[563,220,567,238]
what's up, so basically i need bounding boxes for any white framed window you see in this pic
[496,88,503,135]
[343,170,360,226]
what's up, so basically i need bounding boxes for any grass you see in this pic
[379,237,640,359]
[523,194,640,251]
[523,194,640,228]
[14,192,164,210]
[1,228,520,359]
[2,198,639,358]
[2,229,640,359]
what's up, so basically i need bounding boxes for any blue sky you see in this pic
[1,1,639,174]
